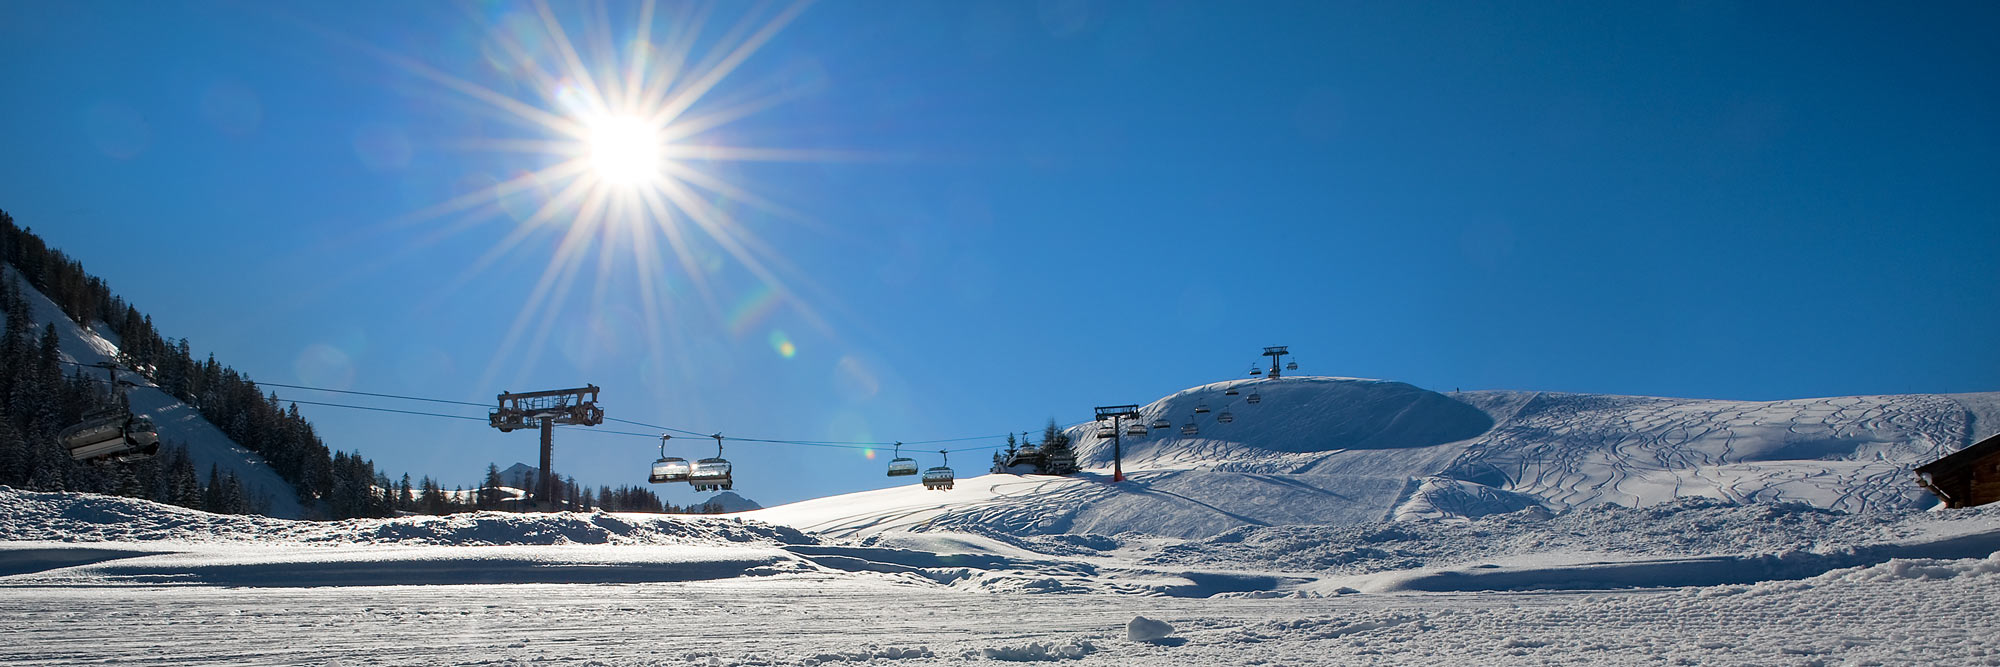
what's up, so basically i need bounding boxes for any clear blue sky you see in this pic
[3,1,1996,505]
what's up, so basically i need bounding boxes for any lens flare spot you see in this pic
[200,80,262,136]
[834,356,880,400]
[768,330,797,359]
[863,448,875,460]
[294,343,355,390]
[728,284,783,337]
[85,102,151,160]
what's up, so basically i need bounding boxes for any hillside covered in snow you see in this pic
[751,376,1999,541]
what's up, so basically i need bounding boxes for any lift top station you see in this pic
[490,385,604,508]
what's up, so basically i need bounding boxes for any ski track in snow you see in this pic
[7,558,2000,665]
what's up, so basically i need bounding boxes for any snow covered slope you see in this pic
[757,376,1997,539]
[4,266,305,517]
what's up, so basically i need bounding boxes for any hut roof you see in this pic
[1916,432,2000,475]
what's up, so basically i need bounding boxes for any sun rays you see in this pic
[348,0,833,389]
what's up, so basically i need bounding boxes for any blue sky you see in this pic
[3,1,1996,505]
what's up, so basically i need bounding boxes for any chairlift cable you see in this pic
[64,360,1047,457]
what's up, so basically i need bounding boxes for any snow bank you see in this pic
[1125,616,1175,642]
[1071,376,1494,466]
[4,542,815,587]
[0,486,811,546]
[978,639,1096,661]
[1145,496,2000,579]
[1391,476,1546,521]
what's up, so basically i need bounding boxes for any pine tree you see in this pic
[480,463,503,510]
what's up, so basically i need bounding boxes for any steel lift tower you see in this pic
[489,385,604,508]
[1261,346,1292,379]
[1094,404,1141,483]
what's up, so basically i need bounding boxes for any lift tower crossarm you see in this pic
[1261,346,1291,379]
[1094,404,1141,483]
[489,385,604,509]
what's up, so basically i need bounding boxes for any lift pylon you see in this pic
[1261,346,1291,379]
[489,385,604,509]
[1094,404,1140,483]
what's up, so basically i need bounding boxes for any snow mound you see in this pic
[977,639,1096,661]
[2,543,807,587]
[1144,496,2000,578]
[1391,476,1546,521]
[1072,376,1494,466]
[1126,616,1175,642]
[0,486,812,546]
[1814,551,2000,584]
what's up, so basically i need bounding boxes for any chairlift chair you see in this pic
[1225,387,1240,396]
[1151,418,1172,430]
[1217,411,1235,424]
[1194,401,1210,414]
[59,367,159,464]
[650,457,691,484]
[1286,361,1298,371]
[649,435,690,484]
[1246,393,1262,404]
[922,450,955,490]
[1249,367,1263,376]
[1124,422,1148,437]
[688,434,734,491]
[887,441,918,477]
[60,409,160,464]
[1180,419,1199,436]
[1095,424,1117,439]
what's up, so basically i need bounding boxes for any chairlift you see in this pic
[688,433,733,492]
[1225,387,1240,396]
[1180,419,1199,436]
[1286,361,1298,371]
[922,450,955,491]
[1249,367,1263,376]
[1246,393,1262,404]
[59,373,160,464]
[648,435,690,484]
[1124,422,1148,437]
[1151,418,1172,430]
[1194,401,1210,414]
[1095,424,1117,439]
[1216,411,1235,424]
[887,441,918,477]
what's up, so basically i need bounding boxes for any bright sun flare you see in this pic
[585,115,661,185]
[369,1,835,390]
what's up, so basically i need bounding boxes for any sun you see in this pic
[585,115,661,186]
[358,1,838,391]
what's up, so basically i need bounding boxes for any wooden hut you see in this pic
[1916,432,2000,508]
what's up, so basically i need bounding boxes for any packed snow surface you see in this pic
[9,475,2000,663]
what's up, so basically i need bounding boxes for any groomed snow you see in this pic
[7,482,2000,663]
